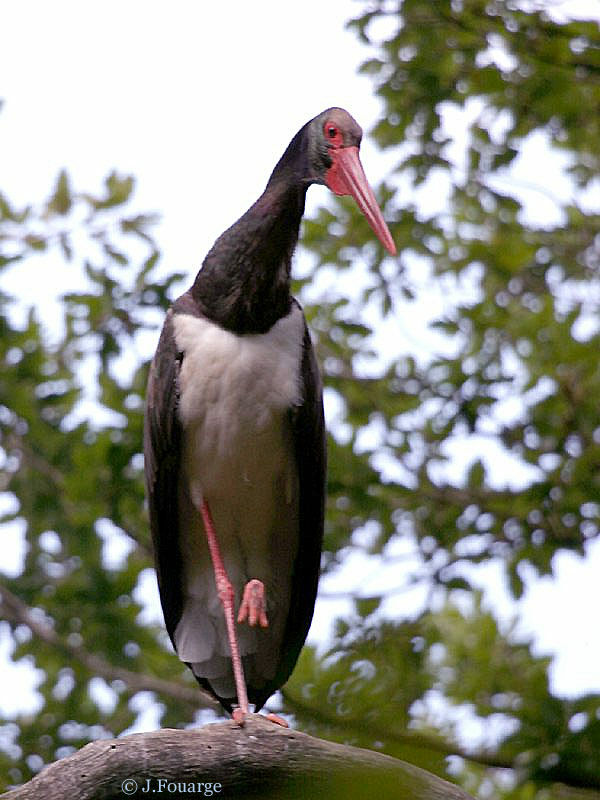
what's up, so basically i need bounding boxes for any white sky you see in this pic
[1,0,599,732]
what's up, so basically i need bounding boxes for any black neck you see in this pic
[191,179,307,334]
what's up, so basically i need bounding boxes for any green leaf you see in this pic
[48,169,72,215]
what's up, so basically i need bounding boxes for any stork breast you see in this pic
[173,304,304,501]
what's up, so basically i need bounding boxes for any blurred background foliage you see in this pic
[1,1,600,797]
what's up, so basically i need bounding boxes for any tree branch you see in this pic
[1,716,475,800]
[0,582,216,710]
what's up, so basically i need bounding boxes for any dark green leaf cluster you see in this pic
[293,1,600,796]
[0,171,195,788]
[286,597,600,796]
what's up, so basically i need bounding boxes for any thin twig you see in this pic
[0,582,217,710]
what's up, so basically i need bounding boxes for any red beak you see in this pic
[325,146,396,256]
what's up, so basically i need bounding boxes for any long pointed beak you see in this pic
[325,146,396,256]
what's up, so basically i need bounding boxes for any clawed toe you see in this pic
[232,707,246,726]
[237,579,269,627]
[265,712,288,727]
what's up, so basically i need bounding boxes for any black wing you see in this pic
[144,308,185,647]
[252,312,326,710]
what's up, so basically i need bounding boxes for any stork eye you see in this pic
[324,121,343,146]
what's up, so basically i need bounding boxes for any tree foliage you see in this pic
[1,2,599,797]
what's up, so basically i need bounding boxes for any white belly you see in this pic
[175,304,303,503]
[171,305,304,696]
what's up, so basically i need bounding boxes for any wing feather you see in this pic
[144,309,185,645]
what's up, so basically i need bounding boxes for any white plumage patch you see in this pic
[171,305,304,697]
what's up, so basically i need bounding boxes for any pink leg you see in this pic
[200,500,249,724]
[238,579,269,627]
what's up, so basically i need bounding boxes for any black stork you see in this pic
[144,107,396,725]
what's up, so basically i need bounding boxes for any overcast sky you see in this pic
[1,1,599,729]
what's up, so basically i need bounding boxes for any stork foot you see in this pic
[237,579,268,627]
[265,712,289,727]
[232,707,246,726]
